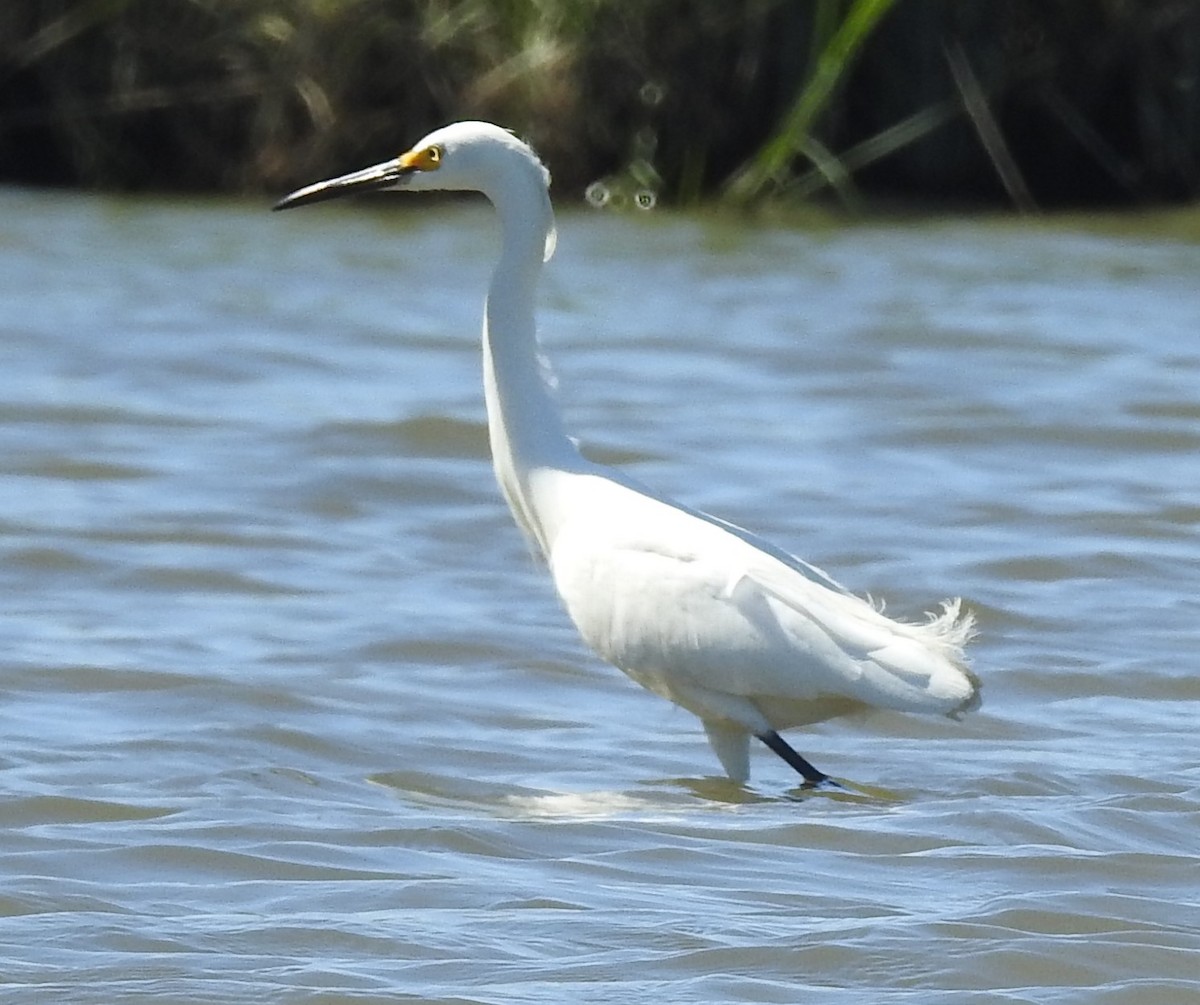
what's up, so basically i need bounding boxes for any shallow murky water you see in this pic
[1,187,1198,1003]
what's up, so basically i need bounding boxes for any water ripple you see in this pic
[1,190,1198,1002]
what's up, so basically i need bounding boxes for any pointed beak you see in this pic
[272,157,414,211]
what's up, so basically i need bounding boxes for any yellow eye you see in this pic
[398,144,444,172]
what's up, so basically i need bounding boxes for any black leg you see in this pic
[757,731,830,785]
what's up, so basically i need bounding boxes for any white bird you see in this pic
[274,121,980,785]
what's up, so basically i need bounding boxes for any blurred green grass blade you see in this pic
[726,0,899,202]
[783,96,961,200]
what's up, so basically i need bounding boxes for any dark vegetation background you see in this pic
[2,0,1198,209]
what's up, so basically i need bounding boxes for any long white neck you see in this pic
[480,175,586,557]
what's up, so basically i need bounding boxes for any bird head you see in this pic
[272,121,550,211]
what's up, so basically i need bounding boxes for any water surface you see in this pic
[1,188,1198,1003]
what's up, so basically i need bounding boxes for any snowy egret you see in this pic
[274,121,980,785]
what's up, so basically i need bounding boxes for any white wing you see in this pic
[546,472,978,733]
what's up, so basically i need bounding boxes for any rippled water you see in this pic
[1,186,1198,1003]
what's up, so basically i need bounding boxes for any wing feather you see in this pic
[547,475,979,726]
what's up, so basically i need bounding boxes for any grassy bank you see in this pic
[2,0,1198,208]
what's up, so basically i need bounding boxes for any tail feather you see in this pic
[742,562,981,718]
[858,597,980,717]
[920,598,980,717]
[923,597,977,659]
